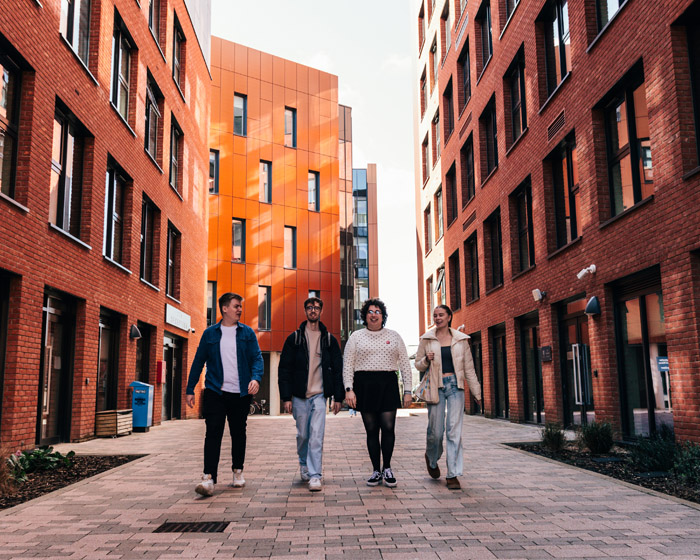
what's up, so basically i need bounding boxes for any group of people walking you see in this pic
[185,293,482,497]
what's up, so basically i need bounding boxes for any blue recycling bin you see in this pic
[130,381,153,432]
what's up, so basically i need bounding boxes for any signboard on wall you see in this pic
[165,303,191,332]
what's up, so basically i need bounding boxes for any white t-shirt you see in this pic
[220,324,240,393]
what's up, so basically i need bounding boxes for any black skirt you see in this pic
[353,370,401,413]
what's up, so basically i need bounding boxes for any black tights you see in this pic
[361,410,397,471]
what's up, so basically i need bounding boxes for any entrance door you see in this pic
[38,295,74,444]
[560,298,593,427]
[468,332,484,415]
[162,334,182,421]
[96,311,120,412]
[521,318,544,424]
[0,275,9,431]
[491,325,509,419]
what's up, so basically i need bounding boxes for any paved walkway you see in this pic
[1,412,699,559]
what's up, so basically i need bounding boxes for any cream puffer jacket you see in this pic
[414,328,482,404]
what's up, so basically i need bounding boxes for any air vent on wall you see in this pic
[459,112,472,138]
[547,111,566,141]
[462,211,476,231]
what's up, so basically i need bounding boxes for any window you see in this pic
[103,163,127,264]
[435,266,446,306]
[443,80,454,139]
[449,250,461,310]
[60,0,91,64]
[172,17,184,88]
[511,179,534,272]
[284,226,297,269]
[0,53,21,198]
[596,0,626,31]
[420,69,427,118]
[549,132,580,248]
[209,150,219,194]
[686,8,700,166]
[458,45,472,111]
[541,0,571,96]
[480,98,498,177]
[418,5,425,50]
[435,188,444,240]
[232,218,245,263]
[486,208,503,288]
[234,94,246,136]
[424,203,433,253]
[443,5,452,55]
[140,196,157,284]
[422,136,430,183]
[430,39,438,90]
[465,233,480,302]
[148,0,160,43]
[111,14,133,122]
[308,170,320,211]
[433,111,441,162]
[426,275,434,320]
[50,106,86,239]
[166,223,180,298]
[145,75,162,161]
[259,160,271,202]
[285,107,297,148]
[506,50,527,144]
[169,117,182,193]
[258,286,271,330]
[445,164,458,225]
[206,281,217,326]
[460,135,475,205]
[477,1,493,73]
[603,71,653,216]
[505,0,520,21]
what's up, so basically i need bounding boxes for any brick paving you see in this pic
[1,413,699,559]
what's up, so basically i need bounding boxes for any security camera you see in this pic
[532,289,546,302]
[577,264,597,280]
[457,324,465,332]
[191,328,196,334]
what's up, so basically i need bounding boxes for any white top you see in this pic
[342,328,413,393]
[220,324,240,393]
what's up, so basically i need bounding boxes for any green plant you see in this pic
[7,446,75,484]
[578,421,614,455]
[0,448,16,495]
[630,425,676,473]
[673,441,700,485]
[541,422,566,453]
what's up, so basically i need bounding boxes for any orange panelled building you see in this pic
[208,37,340,414]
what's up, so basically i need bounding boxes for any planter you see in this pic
[95,409,132,437]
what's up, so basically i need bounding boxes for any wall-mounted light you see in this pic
[532,288,546,302]
[577,264,597,280]
[129,324,142,340]
[585,296,601,316]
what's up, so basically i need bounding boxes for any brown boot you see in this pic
[425,453,440,479]
[446,477,461,490]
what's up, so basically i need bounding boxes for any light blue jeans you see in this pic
[292,393,326,479]
[426,375,464,478]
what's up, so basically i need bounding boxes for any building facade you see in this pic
[0,0,211,449]
[207,38,341,415]
[414,0,700,442]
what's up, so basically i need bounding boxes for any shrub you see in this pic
[630,425,676,473]
[0,448,16,496]
[541,422,566,453]
[673,441,700,485]
[7,446,75,484]
[578,421,614,455]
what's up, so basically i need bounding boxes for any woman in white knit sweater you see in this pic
[343,298,413,487]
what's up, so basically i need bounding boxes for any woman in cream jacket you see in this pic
[415,305,481,489]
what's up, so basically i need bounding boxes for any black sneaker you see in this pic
[382,467,397,487]
[366,470,382,486]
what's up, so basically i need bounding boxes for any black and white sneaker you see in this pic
[382,467,397,487]
[366,470,382,486]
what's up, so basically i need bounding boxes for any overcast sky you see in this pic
[211,0,420,345]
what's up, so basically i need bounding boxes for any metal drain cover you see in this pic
[154,521,229,533]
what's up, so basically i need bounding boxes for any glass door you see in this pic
[491,325,508,419]
[468,332,484,415]
[521,319,544,424]
[162,334,182,421]
[560,298,593,427]
[96,310,120,412]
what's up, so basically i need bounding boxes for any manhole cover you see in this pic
[154,521,229,533]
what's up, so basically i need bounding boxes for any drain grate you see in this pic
[154,521,229,533]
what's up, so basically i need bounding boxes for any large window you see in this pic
[435,265,446,306]
[148,0,161,43]
[481,98,498,178]
[209,149,219,194]
[431,39,438,90]
[511,179,534,272]
[443,80,454,140]
[258,286,271,331]
[260,160,271,202]
[458,45,471,111]
[435,188,444,240]
[549,133,580,248]
[284,226,297,269]
[206,281,217,326]
[686,8,700,167]
[424,203,433,254]
[426,275,434,322]
[477,1,493,73]
[506,50,527,144]
[442,4,452,54]
[448,250,461,310]
[603,72,653,216]
[445,164,458,225]
[232,218,245,263]
[0,53,21,198]
[308,170,320,211]
[111,15,133,122]
[60,0,91,65]
[460,135,475,205]
[505,0,520,21]
[50,106,86,239]
[169,117,182,193]
[433,111,441,161]
[486,208,503,288]
[103,163,127,264]
[542,0,571,96]
[145,76,162,161]
[596,0,626,31]
[284,107,297,148]
[166,223,180,299]
[465,233,479,303]
[420,70,427,118]
[422,136,430,183]
[172,16,184,88]
[140,196,157,285]
[234,94,246,136]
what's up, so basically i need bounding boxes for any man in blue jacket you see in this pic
[186,292,263,497]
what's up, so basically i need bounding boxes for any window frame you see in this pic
[144,76,162,161]
[60,0,91,65]
[259,160,271,203]
[0,53,21,199]
[424,203,433,254]
[507,51,527,144]
[308,170,320,212]
[111,15,133,122]
[232,217,245,263]
[481,98,499,177]
[445,164,458,225]
[458,44,472,111]
[542,0,571,96]
[258,285,271,331]
[169,117,182,193]
[512,180,535,273]
[549,133,581,248]
[486,208,503,288]
[140,195,157,285]
[465,233,480,303]
[233,93,247,136]
[209,149,219,194]
[172,16,184,88]
[284,225,297,269]
[461,134,475,206]
[477,1,493,72]
[165,223,180,299]
[443,79,455,140]
[448,249,462,310]
[103,164,127,264]
[435,187,444,240]
[284,107,297,148]
[148,0,160,44]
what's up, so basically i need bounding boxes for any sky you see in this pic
[211,0,420,345]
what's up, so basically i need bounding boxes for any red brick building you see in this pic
[414,0,700,442]
[0,0,211,448]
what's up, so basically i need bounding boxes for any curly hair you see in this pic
[360,298,388,328]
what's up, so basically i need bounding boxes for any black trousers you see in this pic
[202,389,251,484]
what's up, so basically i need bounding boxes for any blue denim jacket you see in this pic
[186,321,264,396]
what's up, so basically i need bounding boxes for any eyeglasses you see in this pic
[367,310,383,315]
[305,305,321,311]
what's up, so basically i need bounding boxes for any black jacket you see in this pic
[278,320,344,402]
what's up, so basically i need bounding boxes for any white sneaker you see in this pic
[300,465,310,482]
[232,469,245,487]
[309,477,322,492]
[195,474,214,497]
